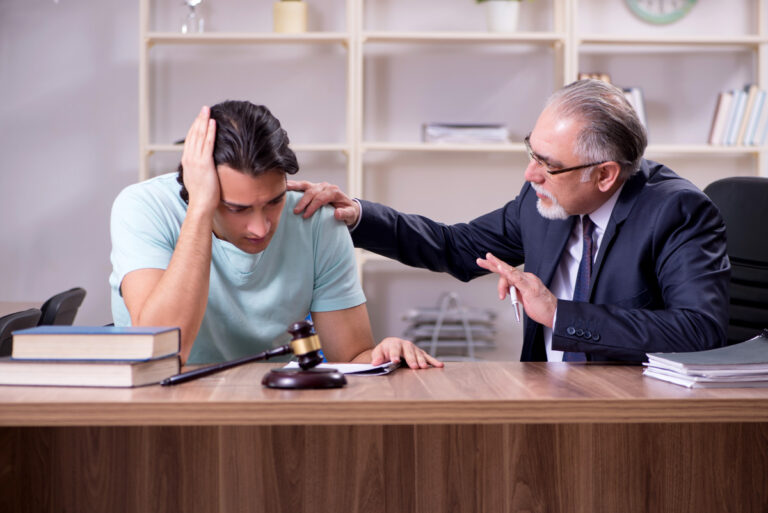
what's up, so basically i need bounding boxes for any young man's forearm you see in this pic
[132,207,214,360]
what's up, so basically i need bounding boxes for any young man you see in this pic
[289,80,730,363]
[110,101,441,369]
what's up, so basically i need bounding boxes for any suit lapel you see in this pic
[590,162,650,291]
[535,216,578,288]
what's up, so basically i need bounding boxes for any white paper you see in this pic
[281,361,401,376]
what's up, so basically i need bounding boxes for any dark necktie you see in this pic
[563,215,595,362]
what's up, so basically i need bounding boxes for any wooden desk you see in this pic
[1,362,766,512]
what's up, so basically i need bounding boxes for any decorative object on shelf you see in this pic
[273,0,308,34]
[180,0,205,34]
[476,0,524,33]
[625,0,697,25]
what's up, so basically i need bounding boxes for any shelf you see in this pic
[578,34,767,47]
[363,142,767,156]
[645,144,767,155]
[146,143,349,154]
[362,31,565,45]
[146,32,350,46]
[363,142,525,153]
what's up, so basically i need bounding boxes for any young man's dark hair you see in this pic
[177,101,299,203]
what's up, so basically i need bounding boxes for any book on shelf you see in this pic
[736,84,760,146]
[643,330,768,388]
[0,354,181,388]
[578,72,612,84]
[622,87,646,129]
[744,89,765,146]
[723,88,747,146]
[11,325,180,361]
[753,93,768,146]
[708,91,733,145]
[421,123,509,144]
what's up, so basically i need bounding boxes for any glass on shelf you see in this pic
[181,0,205,34]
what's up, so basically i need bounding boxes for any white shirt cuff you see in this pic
[348,198,363,232]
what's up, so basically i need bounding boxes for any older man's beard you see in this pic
[531,183,568,220]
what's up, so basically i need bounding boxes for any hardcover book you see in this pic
[11,325,180,361]
[0,354,181,388]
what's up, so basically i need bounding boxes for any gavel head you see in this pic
[287,320,324,370]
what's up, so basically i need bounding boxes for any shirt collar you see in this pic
[582,182,625,234]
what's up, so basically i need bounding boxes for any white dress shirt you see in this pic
[544,184,624,362]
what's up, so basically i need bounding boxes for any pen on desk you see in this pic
[509,285,521,323]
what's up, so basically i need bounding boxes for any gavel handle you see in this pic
[161,344,292,386]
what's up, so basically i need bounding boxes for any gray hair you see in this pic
[546,79,647,180]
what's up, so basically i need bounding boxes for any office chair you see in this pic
[38,287,87,326]
[0,308,42,356]
[704,176,768,344]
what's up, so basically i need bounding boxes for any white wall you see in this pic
[0,0,763,361]
[0,0,138,325]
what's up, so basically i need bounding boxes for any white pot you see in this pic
[485,1,520,33]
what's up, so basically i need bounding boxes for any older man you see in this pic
[289,79,730,362]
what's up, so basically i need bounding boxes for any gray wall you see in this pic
[1,0,138,325]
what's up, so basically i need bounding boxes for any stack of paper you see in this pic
[643,330,768,388]
[421,123,509,144]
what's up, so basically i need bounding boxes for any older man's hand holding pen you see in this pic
[476,252,558,329]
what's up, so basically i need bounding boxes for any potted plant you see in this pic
[274,0,307,34]
[476,0,524,33]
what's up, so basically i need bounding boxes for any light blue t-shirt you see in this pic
[109,173,366,364]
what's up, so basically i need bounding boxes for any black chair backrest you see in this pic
[704,177,768,344]
[38,287,87,326]
[0,308,42,356]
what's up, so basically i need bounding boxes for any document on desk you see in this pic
[282,361,401,376]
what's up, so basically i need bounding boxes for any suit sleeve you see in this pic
[351,196,527,282]
[552,189,730,361]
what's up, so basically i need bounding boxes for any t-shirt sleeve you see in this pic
[110,185,177,295]
[309,207,366,312]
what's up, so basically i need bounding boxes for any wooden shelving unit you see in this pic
[139,0,768,269]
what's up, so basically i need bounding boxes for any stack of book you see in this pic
[0,326,180,387]
[708,84,768,146]
[401,292,496,360]
[643,330,768,388]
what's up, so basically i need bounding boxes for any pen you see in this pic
[509,285,521,323]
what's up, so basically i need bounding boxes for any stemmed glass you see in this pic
[181,0,205,34]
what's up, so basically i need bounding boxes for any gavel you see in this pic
[161,320,346,388]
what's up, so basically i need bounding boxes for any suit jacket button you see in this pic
[584,330,592,339]
[566,327,576,335]
[592,333,600,341]
[575,329,584,337]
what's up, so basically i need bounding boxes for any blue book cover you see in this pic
[11,325,180,361]
[13,325,178,336]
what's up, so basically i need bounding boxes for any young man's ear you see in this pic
[596,161,622,193]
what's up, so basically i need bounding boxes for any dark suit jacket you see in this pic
[352,159,730,362]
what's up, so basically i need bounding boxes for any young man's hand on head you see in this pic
[181,106,220,214]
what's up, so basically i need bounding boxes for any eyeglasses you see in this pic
[524,134,608,176]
